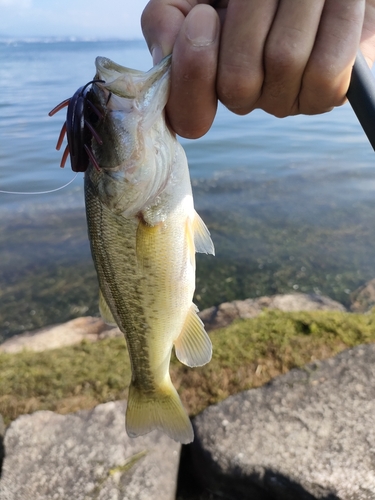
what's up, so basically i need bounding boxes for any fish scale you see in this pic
[85,174,153,382]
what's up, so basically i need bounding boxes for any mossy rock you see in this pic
[1,309,374,426]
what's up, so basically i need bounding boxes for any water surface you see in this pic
[1,39,375,341]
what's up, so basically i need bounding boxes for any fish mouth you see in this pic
[94,55,172,99]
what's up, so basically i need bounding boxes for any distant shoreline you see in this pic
[0,37,146,44]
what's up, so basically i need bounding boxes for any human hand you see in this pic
[142,0,375,139]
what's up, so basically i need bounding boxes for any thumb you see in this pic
[141,0,192,64]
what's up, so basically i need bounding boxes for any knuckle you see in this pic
[217,67,262,114]
[261,101,295,119]
[298,92,335,114]
[302,103,334,115]
[259,39,309,117]
[302,69,348,111]
[168,115,211,139]
[265,40,302,79]
[271,108,291,119]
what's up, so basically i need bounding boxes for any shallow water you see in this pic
[1,39,375,341]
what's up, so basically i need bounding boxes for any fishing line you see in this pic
[0,172,79,195]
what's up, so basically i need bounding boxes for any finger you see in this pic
[167,4,220,138]
[300,0,365,114]
[217,0,278,115]
[360,0,375,66]
[259,0,326,117]
[141,0,194,63]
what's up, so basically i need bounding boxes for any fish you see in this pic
[84,55,215,444]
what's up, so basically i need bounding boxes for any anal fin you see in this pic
[174,304,212,367]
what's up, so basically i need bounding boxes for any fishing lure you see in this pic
[49,80,104,172]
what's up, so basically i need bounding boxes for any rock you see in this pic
[199,293,346,331]
[0,316,121,354]
[0,401,180,500]
[188,344,375,500]
[0,293,346,353]
[198,298,262,331]
[258,292,346,313]
[350,278,375,313]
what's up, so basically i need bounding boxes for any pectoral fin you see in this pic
[174,304,212,367]
[99,289,117,326]
[193,211,215,255]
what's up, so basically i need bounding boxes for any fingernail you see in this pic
[186,6,217,47]
[152,46,164,65]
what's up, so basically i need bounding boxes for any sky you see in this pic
[0,0,149,39]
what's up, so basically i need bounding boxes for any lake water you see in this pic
[1,38,375,341]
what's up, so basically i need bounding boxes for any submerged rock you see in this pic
[0,401,180,500]
[188,344,375,500]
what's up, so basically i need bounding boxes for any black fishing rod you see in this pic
[347,51,375,151]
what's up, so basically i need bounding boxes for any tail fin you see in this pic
[126,380,193,444]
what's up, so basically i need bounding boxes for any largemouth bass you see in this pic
[84,56,214,444]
